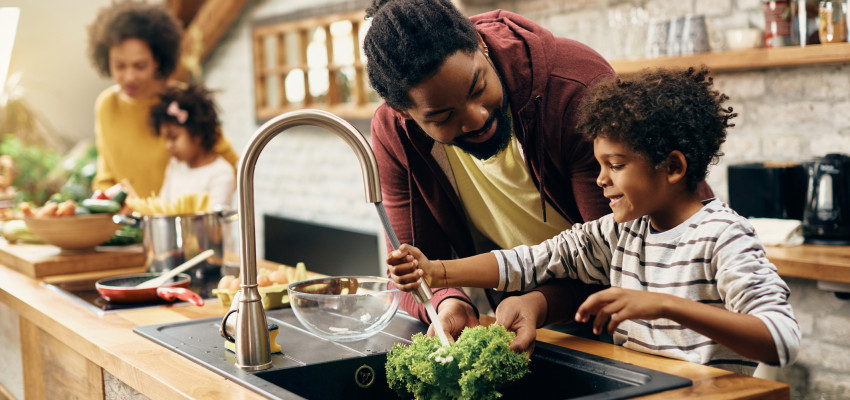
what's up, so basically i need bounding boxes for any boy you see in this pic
[388,67,800,375]
[149,83,235,209]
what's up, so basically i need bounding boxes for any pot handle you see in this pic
[156,287,205,307]
[113,214,141,227]
[217,209,238,223]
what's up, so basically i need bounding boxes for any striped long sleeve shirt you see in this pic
[492,199,800,375]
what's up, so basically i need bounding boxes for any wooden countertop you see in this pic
[0,261,788,399]
[767,244,850,284]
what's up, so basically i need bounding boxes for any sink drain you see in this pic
[354,364,375,388]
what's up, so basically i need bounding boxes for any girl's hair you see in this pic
[87,1,183,79]
[576,67,736,192]
[150,83,221,152]
[363,0,479,110]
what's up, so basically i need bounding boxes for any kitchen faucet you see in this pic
[220,109,433,370]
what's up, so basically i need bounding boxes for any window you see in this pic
[252,11,378,121]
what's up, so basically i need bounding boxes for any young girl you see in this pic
[388,67,800,376]
[149,83,235,209]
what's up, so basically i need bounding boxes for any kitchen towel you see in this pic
[748,218,804,246]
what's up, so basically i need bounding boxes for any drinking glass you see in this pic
[645,19,670,58]
[680,14,710,54]
[667,17,685,56]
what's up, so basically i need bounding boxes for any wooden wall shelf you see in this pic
[610,42,850,74]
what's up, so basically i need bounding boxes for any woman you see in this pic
[86,1,239,197]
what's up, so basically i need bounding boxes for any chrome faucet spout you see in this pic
[221,109,383,370]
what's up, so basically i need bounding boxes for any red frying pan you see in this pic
[95,273,204,306]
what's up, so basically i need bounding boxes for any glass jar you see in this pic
[764,0,793,47]
[818,0,848,43]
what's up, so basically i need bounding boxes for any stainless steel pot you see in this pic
[114,210,237,274]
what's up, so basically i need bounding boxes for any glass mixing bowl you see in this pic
[288,276,401,342]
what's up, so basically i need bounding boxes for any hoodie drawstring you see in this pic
[533,95,547,222]
[518,95,548,223]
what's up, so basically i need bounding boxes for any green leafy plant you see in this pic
[386,325,530,400]
[0,135,96,205]
[0,134,62,205]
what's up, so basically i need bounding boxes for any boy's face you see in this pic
[161,123,203,167]
[593,137,670,225]
[109,38,160,100]
[395,49,512,160]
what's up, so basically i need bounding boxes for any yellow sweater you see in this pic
[92,85,240,196]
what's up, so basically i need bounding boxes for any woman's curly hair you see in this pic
[576,67,736,192]
[363,0,479,110]
[150,83,221,152]
[87,1,183,79]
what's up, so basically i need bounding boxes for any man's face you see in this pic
[397,49,512,160]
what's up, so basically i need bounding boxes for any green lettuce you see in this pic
[386,325,530,400]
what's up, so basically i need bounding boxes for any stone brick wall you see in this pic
[203,0,850,398]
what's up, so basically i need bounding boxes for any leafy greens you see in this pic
[386,325,530,400]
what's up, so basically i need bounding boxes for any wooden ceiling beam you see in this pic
[170,0,249,81]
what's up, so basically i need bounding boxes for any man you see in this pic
[364,0,615,341]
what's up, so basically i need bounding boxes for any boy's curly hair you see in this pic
[150,83,221,152]
[87,1,183,79]
[576,67,736,192]
[363,0,479,110]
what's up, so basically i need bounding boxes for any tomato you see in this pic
[91,190,109,200]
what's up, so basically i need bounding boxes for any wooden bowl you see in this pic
[23,214,119,251]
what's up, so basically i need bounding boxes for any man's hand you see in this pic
[575,287,673,335]
[494,291,547,354]
[429,298,479,341]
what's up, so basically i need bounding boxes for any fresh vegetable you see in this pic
[74,206,91,215]
[1,219,43,243]
[110,189,128,206]
[18,202,34,217]
[91,190,108,200]
[101,225,142,246]
[386,325,530,400]
[80,198,121,214]
[55,200,77,217]
[34,202,58,217]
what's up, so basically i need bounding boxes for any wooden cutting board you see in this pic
[0,241,146,279]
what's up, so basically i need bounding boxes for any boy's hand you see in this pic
[386,243,438,291]
[575,287,675,335]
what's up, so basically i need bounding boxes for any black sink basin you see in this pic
[254,340,690,400]
[134,309,690,399]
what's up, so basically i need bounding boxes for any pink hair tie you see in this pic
[166,101,188,124]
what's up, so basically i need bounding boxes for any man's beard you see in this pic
[451,105,512,160]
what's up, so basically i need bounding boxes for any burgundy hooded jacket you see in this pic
[370,10,616,323]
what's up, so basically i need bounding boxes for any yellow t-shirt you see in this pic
[92,85,239,196]
[443,135,571,250]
